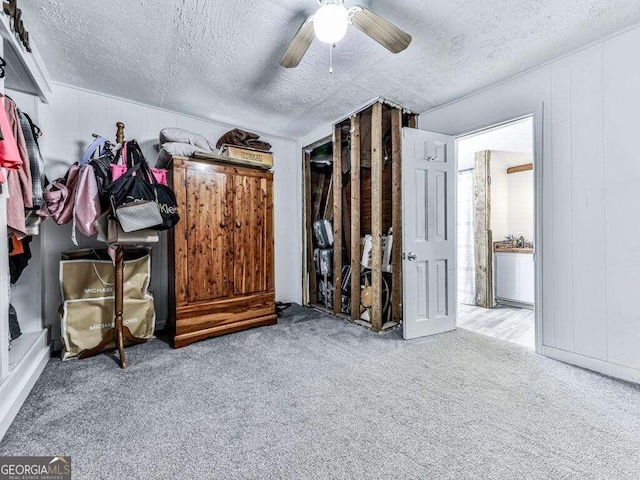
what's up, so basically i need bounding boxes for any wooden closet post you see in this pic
[407,114,418,129]
[350,114,361,320]
[391,108,403,322]
[304,150,317,305]
[114,245,126,366]
[113,121,126,368]
[371,102,383,332]
[332,124,343,314]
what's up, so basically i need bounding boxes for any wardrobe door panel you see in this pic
[233,174,273,295]
[186,169,233,302]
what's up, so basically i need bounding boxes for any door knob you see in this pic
[219,221,227,228]
[236,221,242,228]
[407,252,418,261]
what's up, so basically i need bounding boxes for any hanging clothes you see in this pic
[18,109,45,207]
[9,235,32,283]
[2,96,33,238]
[0,97,21,185]
[17,110,45,235]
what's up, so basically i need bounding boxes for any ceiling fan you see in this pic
[280,0,412,69]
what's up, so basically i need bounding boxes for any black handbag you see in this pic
[103,159,163,231]
[104,142,179,231]
[105,161,156,209]
[128,141,180,231]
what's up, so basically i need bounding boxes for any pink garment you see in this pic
[110,163,168,185]
[3,96,32,238]
[0,101,22,172]
[72,164,101,244]
[4,97,32,208]
[1,97,30,237]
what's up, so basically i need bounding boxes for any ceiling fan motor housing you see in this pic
[313,2,349,44]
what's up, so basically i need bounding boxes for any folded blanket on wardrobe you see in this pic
[245,139,272,152]
[215,128,271,152]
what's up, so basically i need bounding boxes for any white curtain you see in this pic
[457,170,475,305]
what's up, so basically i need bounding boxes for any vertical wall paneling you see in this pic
[332,124,343,314]
[549,59,574,351]
[371,102,383,331]
[391,109,403,322]
[76,90,107,155]
[570,45,607,361]
[603,27,640,370]
[350,115,361,319]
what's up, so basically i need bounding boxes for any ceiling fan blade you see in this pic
[280,17,315,68]
[350,6,412,54]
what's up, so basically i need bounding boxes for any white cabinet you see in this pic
[495,252,534,305]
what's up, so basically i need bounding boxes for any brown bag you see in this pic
[59,252,151,301]
[60,295,155,360]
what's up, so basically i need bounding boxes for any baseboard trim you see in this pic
[543,346,640,384]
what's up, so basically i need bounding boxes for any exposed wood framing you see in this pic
[474,150,494,308]
[371,102,383,331]
[507,163,533,174]
[304,150,317,305]
[333,124,343,314]
[391,108,403,322]
[324,177,333,220]
[342,188,351,264]
[350,114,361,320]
[407,114,418,129]
[311,172,325,221]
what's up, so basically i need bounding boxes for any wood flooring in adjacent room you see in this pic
[458,303,535,350]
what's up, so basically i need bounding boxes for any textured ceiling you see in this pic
[23,0,640,139]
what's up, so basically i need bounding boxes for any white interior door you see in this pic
[402,128,456,339]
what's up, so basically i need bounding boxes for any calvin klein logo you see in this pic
[157,203,178,215]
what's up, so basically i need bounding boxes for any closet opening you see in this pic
[455,117,538,350]
[302,101,416,332]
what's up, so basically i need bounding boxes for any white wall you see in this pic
[420,24,640,382]
[36,84,301,343]
[489,152,509,242]
[490,150,534,242]
[507,169,534,241]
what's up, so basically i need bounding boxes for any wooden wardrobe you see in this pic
[168,156,276,348]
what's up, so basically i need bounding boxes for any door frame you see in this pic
[449,105,544,354]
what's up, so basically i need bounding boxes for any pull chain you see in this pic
[329,42,334,74]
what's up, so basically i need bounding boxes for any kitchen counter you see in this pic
[494,246,534,253]
[493,242,533,254]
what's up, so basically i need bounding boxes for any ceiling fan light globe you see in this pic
[313,4,349,44]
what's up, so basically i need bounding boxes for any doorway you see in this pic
[455,117,537,350]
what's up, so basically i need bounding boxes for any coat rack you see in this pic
[78,122,148,368]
